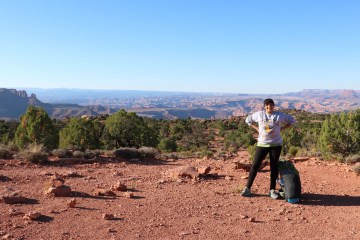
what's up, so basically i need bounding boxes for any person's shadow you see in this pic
[301,193,360,206]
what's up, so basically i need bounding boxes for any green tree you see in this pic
[318,110,360,158]
[103,109,155,149]
[59,117,103,150]
[15,106,58,150]
[141,117,160,147]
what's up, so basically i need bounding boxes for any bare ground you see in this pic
[0,151,359,240]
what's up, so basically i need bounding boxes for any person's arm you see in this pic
[280,114,296,131]
[280,123,293,131]
[245,112,259,132]
[249,123,259,132]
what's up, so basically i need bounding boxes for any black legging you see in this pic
[246,145,282,190]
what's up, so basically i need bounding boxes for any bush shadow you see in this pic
[302,193,360,206]
[71,191,118,200]
[36,215,54,223]
[200,174,228,180]
[48,156,172,167]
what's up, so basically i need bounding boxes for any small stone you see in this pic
[94,188,117,197]
[225,176,233,181]
[248,217,255,222]
[8,209,24,217]
[111,181,127,191]
[2,234,13,239]
[112,171,123,177]
[197,166,211,175]
[67,198,77,208]
[45,185,72,197]
[24,211,42,220]
[240,215,248,219]
[124,192,134,198]
[103,213,115,220]
[157,179,167,184]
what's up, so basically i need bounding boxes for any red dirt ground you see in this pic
[1,151,359,240]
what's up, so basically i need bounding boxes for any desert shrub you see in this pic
[227,146,238,154]
[353,164,360,175]
[114,148,141,159]
[101,150,114,157]
[288,146,300,158]
[199,149,214,158]
[65,144,83,151]
[138,147,159,158]
[21,151,48,164]
[296,148,315,158]
[345,154,360,164]
[26,143,46,152]
[0,142,19,152]
[114,147,159,160]
[0,148,13,159]
[159,153,179,160]
[84,150,101,159]
[175,151,195,159]
[215,151,227,159]
[335,154,345,163]
[158,137,177,152]
[72,151,85,158]
[52,149,72,158]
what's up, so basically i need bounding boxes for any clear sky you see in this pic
[0,0,359,94]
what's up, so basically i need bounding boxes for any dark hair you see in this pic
[263,98,275,106]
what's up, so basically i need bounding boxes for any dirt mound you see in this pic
[0,151,359,239]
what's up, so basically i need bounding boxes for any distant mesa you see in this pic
[0,88,115,120]
[1,88,360,120]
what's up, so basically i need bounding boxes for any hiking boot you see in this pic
[269,189,279,199]
[240,187,251,197]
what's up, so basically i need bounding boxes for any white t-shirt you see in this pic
[245,110,296,145]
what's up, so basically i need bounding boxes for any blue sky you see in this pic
[0,0,359,94]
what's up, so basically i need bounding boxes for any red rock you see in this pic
[124,192,134,198]
[197,166,211,175]
[24,211,42,220]
[67,198,77,208]
[165,166,199,180]
[112,181,127,191]
[103,213,114,220]
[45,185,72,197]
[233,162,251,171]
[0,188,28,204]
[94,188,117,197]
[225,176,233,180]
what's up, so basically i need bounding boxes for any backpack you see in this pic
[278,159,301,203]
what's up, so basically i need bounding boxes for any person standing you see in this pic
[241,98,296,199]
